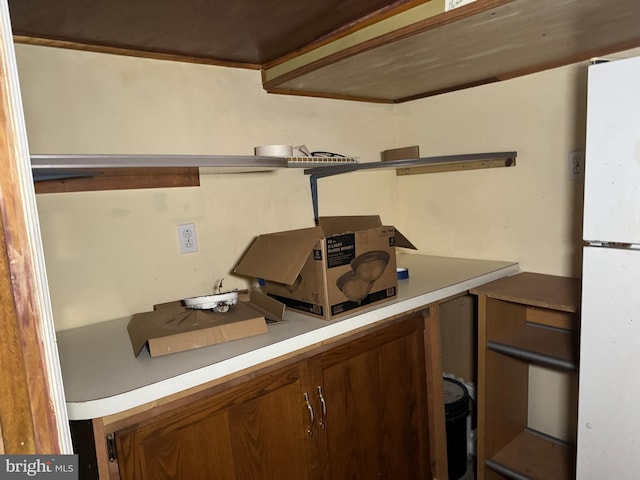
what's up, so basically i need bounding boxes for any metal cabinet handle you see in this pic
[317,386,327,429]
[304,392,314,436]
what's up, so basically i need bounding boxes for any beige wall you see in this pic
[17,44,595,331]
[15,44,397,331]
[394,64,589,277]
[17,44,608,442]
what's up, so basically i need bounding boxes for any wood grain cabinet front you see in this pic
[114,362,312,479]
[92,314,430,480]
[309,314,430,479]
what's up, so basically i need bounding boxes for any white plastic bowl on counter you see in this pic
[183,290,238,312]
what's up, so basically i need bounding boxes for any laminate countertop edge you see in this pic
[57,254,519,420]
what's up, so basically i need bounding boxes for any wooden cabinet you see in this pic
[471,273,580,480]
[114,363,312,479]
[309,315,429,479]
[87,314,430,479]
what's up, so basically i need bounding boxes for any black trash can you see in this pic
[443,377,470,480]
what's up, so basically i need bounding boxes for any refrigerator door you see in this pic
[577,246,640,479]
[583,56,640,245]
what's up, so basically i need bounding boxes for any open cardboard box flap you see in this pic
[317,215,416,249]
[233,216,415,287]
[234,226,323,285]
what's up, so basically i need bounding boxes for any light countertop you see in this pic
[57,254,518,420]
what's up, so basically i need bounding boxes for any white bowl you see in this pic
[183,291,238,312]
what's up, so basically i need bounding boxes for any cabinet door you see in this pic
[115,363,314,480]
[309,315,429,480]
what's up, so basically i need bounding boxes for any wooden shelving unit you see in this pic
[487,323,578,371]
[471,272,581,480]
[486,429,575,480]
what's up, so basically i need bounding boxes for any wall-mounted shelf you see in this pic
[31,154,291,193]
[304,151,516,176]
[485,429,575,480]
[487,322,578,371]
[305,151,517,223]
[31,154,288,177]
[31,151,516,198]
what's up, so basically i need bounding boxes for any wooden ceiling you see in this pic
[9,0,640,103]
[264,0,640,102]
[7,0,410,67]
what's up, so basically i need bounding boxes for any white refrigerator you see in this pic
[577,55,640,479]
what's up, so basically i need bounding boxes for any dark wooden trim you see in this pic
[264,86,393,104]
[422,304,448,480]
[396,77,502,103]
[262,0,430,70]
[384,39,640,103]
[13,36,262,70]
[34,167,201,194]
[495,38,640,82]
[0,23,62,452]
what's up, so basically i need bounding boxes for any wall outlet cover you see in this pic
[177,223,198,254]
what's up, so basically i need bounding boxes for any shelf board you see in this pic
[33,167,201,194]
[264,0,640,102]
[488,323,578,371]
[487,429,575,480]
[306,150,517,223]
[395,156,515,176]
[304,151,517,176]
[471,272,581,313]
[30,154,291,192]
[31,154,288,173]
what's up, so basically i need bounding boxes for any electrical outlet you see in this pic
[177,223,198,254]
[569,150,585,179]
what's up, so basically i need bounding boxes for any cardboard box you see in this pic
[127,291,282,357]
[234,216,416,320]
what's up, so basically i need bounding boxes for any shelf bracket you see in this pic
[308,151,517,224]
[309,165,359,225]
[395,156,516,176]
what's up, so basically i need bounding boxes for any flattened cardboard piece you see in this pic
[233,226,322,285]
[127,301,268,357]
[153,300,186,311]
